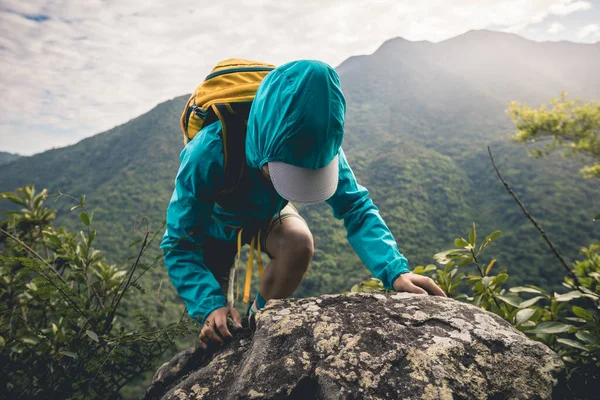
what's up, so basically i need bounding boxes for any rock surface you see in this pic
[145,293,563,400]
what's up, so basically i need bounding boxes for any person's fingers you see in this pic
[200,319,223,345]
[198,339,207,350]
[229,307,242,328]
[214,312,232,340]
[207,325,224,344]
[399,279,428,295]
[199,325,211,345]
[411,275,447,297]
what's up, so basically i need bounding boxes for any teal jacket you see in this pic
[161,60,409,322]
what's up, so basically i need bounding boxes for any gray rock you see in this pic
[145,293,563,400]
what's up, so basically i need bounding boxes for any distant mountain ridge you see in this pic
[0,30,598,298]
[0,152,20,166]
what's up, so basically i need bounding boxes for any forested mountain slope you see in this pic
[0,151,20,166]
[1,30,598,302]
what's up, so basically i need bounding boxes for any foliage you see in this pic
[507,92,600,178]
[352,223,600,399]
[0,186,193,399]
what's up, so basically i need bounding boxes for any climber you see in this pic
[160,59,446,348]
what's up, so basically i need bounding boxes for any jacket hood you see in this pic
[246,60,346,170]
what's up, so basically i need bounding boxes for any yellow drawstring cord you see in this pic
[236,229,243,301]
[234,228,265,304]
[257,230,265,278]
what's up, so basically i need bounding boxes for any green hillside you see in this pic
[1,29,598,311]
[0,151,20,166]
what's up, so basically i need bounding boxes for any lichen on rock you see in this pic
[144,293,563,400]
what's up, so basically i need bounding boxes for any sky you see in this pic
[0,0,599,156]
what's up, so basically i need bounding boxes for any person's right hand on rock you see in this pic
[199,306,242,349]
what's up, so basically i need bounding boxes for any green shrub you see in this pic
[351,223,599,399]
[0,186,193,399]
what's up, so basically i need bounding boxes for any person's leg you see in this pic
[259,205,314,301]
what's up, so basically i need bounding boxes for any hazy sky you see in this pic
[1,0,599,155]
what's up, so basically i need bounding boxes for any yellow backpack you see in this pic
[180,59,275,199]
[180,58,275,143]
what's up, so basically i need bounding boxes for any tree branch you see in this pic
[0,227,91,321]
[102,229,150,334]
[487,146,581,288]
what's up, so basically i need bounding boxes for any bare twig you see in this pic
[1,227,67,284]
[487,146,581,287]
[0,227,90,322]
[102,229,150,334]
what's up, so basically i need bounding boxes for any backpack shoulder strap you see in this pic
[212,102,252,195]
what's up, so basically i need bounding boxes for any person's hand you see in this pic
[199,306,242,349]
[393,273,446,297]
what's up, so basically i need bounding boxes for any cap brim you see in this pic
[268,155,339,204]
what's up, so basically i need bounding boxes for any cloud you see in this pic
[577,24,600,40]
[547,22,566,33]
[0,0,595,155]
[548,0,591,15]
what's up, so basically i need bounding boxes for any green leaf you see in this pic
[594,213,600,221]
[88,230,96,245]
[515,308,536,325]
[509,286,543,294]
[70,205,81,211]
[519,296,545,308]
[485,259,496,276]
[45,233,62,247]
[469,222,476,247]
[556,338,589,351]
[496,294,522,307]
[60,350,78,359]
[564,317,586,324]
[80,212,90,226]
[458,256,474,267]
[493,273,509,285]
[483,230,502,243]
[527,321,573,334]
[554,291,581,302]
[86,330,99,343]
[576,330,599,345]
[21,336,40,345]
[79,195,86,206]
[572,306,594,322]
[481,276,492,287]
[455,238,469,248]
[412,264,436,275]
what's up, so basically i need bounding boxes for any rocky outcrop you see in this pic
[145,293,563,400]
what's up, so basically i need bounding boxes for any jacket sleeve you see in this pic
[326,148,409,290]
[160,123,226,322]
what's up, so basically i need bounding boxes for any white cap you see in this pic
[268,155,339,204]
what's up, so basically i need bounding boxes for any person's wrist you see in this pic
[392,271,410,291]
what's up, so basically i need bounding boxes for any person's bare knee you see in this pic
[267,218,314,272]
[282,227,313,273]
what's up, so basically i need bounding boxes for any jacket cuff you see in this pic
[192,295,227,323]
[382,258,410,290]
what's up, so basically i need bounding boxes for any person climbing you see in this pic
[160,59,445,349]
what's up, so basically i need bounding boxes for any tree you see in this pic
[0,186,192,399]
[507,92,600,179]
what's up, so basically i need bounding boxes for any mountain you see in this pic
[1,30,598,303]
[0,152,20,166]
